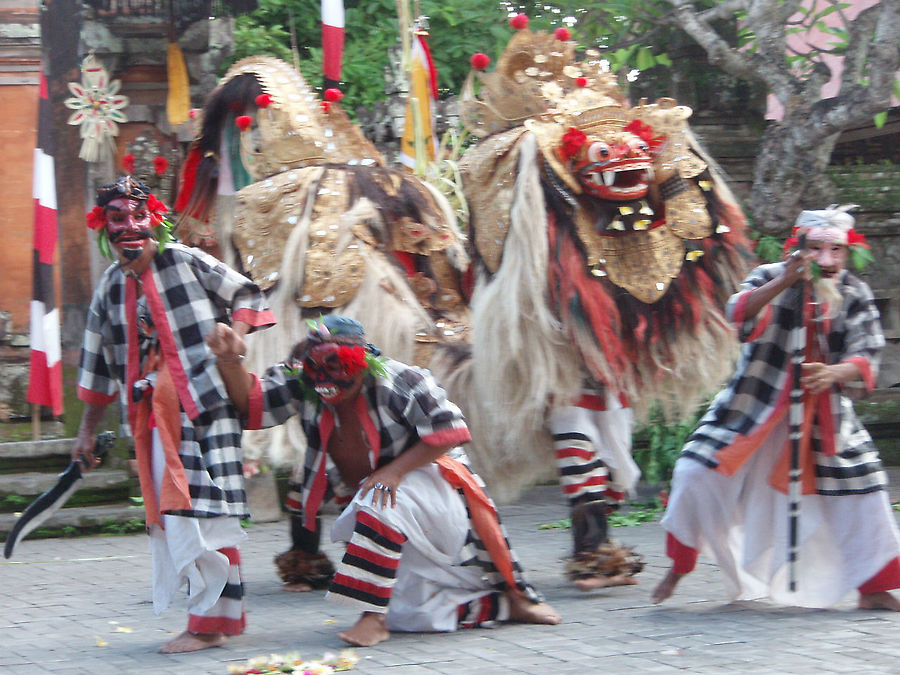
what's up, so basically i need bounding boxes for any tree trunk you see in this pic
[749,112,839,235]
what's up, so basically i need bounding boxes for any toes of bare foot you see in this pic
[158,631,226,653]
[573,574,639,592]
[338,613,389,647]
[283,582,313,592]
[858,592,900,611]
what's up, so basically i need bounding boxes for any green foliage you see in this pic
[632,406,704,484]
[755,234,785,263]
[538,498,665,530]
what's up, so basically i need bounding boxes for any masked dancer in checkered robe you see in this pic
[207,315,561,646]
[653,207,900,611]
[71,177,276,653]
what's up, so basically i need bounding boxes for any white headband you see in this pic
[794,204,857,245]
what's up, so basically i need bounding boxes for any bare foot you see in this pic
[573,572,639,592]
[858,591,900,611]
[339,612,389,647]
[283,582,313,592]
[506,591,562,625]
[158,630,226,653]
[651,569,685,605]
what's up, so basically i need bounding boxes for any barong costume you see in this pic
[661,261,900,606]
[246,356,543,631]
[78,240,275,633]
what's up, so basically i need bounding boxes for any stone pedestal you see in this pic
[245,470,283,523]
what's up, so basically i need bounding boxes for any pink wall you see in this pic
[767,0,899,120]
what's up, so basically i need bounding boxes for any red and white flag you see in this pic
[27,67,63,417]
[321,0,345,89]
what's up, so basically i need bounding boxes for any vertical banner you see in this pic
[399,32,438,173]
[27,67,64,417]
[321,0,345,90]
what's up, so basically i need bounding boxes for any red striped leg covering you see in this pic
[457,592,511,629]
[186,547,246,635]
[554,431,624,507]
[326,510,408,613]
[858,556,900,595]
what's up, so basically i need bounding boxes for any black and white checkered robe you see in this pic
[251,358,540,598]
[77,243,275,517]
[682,262,888,496]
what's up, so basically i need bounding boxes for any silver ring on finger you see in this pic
[796,266,804,273]
[374,482,384,490]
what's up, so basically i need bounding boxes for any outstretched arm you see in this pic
[70,402,108,472]
[206,322,254,415]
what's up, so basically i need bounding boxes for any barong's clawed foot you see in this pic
[339,611,389,647]
[158,630,226,653]
[573,572,639,592]
[506,591,562,625]
[651,569,685,604]
[858,591,900,611]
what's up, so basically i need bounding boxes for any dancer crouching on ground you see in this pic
[207,315,562,646]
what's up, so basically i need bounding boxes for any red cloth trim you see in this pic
[187,613,246,636]
[666,532,698,575]
[476,595,492,624]
[357,510,407,546]
[858,557,900,594]
[606,489,625,502]
[331,573,393,598]
[730,289,751,325]
[219,546,240,566]
[125,277,142,433]
[231,307,276,328]
[142,268,201,420]
[421,427,471,446]
[284,496,302,511]
[354,393,381,469]
[303,411,333,531]
[346,541,401,570]
[562,475,606,494]
[77,385,116,406]
[575,393,607,410]
[555,446,595,461]
[28,350,64,416]
[246,373,263,430]
[844,356,875,392]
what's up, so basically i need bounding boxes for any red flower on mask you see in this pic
[337,345,368,376]
[560,127,587,160]
[86,205,106,231]
[146,193,169,226]
[847,229,868,248]
[623,120,664,153]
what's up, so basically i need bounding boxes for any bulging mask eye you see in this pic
[587,142,611,163]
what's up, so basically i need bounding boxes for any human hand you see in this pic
[359,470,402,509]
[71,436,100,472]
[800,362,835,395]
[783,250,816,285]
[206,322,246,362]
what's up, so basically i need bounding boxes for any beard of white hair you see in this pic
[813,275,843,319]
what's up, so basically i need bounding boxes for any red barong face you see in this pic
[570,130,652,201]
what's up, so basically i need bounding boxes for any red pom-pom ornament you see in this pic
[153,156,168,176]
[554,27,571,41]
[255,93,273,108]
[470,53,491,70]
[575,76,588,88]
[235,115,253,131]
[509,13,529,30]
[122,153,135,174]
[324,88,344,103]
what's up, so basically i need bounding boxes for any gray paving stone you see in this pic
[2,484,899,673]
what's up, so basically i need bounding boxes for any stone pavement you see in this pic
[3,484,899,675]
